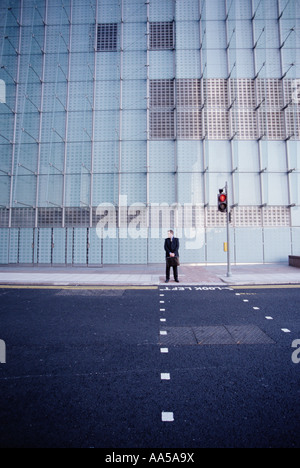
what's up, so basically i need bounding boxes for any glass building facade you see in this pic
[0,0,299,265]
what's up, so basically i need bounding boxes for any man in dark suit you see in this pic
[164,230,179,283]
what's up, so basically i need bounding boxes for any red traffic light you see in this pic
[218,190,227,213]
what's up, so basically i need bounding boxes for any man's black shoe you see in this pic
[165,279,169,283]
[175,279,179,283]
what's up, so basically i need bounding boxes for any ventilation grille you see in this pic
[0,207,292,229]
[38,208,63,227]
[150,22,174,50]
[150,111,175,139]
[11,208,35,228]
[149,79,300,140]
[97,23,118,52]
[65,208,90,227]
[0,209,9,228]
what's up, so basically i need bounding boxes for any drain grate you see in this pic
[194,326,236,345]
[225,325,275,345]
[159,327,196,345]
[159,325,275,345]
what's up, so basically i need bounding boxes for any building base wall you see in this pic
[0,227,297,266]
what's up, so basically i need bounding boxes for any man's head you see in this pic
[168,230,174,239]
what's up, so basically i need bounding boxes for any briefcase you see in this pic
[167,256,180,267]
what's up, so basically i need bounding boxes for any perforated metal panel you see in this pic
[97,23,118,52]
[19,228,34,264]
[0,209,9,228]
[73,228,88,265]
[52,228,66,265]
[150,111,175,139]
[65,208,90,228]
[150,22,174,50]
[0,229,9,264]
[37,228,52,264]
[38,208,63,227]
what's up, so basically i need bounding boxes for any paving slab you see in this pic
[0,263,299,286]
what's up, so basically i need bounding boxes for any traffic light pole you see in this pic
[225,182,232,277]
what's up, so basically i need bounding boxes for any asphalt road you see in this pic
[0,284,299,448]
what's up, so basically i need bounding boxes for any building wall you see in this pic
[0,0,299,265]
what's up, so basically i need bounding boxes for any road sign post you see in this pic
[225,182,232,277]
[218,183,231,278]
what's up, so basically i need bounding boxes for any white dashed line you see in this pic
[281,328,291,333]
[243,299,249,302]
[265,316,273,320]
[160,308,165,312]
[161,412,174,422]
[160,301,165,304]
[160,330,167,335]
[161,373,170,380]
[253,307,260,310]
[160,318,166,322]
[160,348,169,353]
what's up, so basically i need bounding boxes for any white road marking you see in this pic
[243,299,249,302]
[265,316,273,320]
[160,330,167,335]
[160,301,165,304]
[253,307,260,310]
[161,373,170,380]
[281,328,291,333]
[160,348,169,353]
[160,308,165,312]
[161,412,174,422]
[160,318,166,322]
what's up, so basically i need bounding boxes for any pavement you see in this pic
[0,262,300,286]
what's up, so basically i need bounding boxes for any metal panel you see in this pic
[149,51,174,79]
[66,228,73,265]
[119,236,147,264]
[88,228,102,266]
[149,173,175,204]
[292,228,300,255]
[235,228,264,263]
[53,228,66,265]
[195,326,236,345]
[149,0,174,22]
[182,228,206,264]
[149,137,174,169]
[225,325,275,345]
[73,228,87,265]
[176,0,200,21]
[19,228,34,264]
[120,173,146,205]
[148,235,164,263]
[102,236,118,265]
[37,228,52,264]
[206,228,227,263]
[0,229,9,264]
[8,229,19,264]
[263,227,292,262]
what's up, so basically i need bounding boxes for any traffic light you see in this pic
[218,189,227,213]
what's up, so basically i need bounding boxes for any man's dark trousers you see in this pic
[166,263,178,281]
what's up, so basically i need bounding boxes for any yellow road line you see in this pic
[0,284,158,291]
